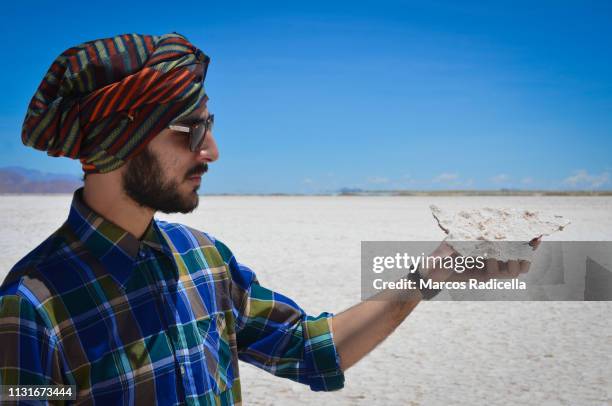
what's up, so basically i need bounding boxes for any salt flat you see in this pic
[1,195,611,405]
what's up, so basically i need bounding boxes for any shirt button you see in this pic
[138,249,147,259]
[180,365,186,375]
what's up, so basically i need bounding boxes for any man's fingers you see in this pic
[475,257,531,280]
[519,260,531,274]
[486,260,523,278]
[492,260,521,278]
[507,260,521,277]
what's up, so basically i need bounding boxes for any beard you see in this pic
[122,147,207,214]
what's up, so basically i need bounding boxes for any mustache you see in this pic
[185,163,208,178]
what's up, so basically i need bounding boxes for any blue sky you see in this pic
[1,1,611,193]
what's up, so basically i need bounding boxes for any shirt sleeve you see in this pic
[213,238,345,392]
[0,293,64,389]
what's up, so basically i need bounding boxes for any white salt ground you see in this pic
[1,195,611,405]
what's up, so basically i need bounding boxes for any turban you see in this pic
[22,33,210,173]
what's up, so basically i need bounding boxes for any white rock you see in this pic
[430,205,570,261]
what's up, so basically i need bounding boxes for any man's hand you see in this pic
[425,237,542,283]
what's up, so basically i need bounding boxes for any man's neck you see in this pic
[82,174,154,240]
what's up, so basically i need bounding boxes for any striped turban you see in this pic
[22,33,210,173]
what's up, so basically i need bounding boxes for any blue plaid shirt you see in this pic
[0,189,344,404]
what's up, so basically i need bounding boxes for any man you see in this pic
[0,33,533,405]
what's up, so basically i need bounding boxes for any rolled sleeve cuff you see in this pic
[303,312,345,391]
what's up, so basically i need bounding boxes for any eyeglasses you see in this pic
[168,114,214,152]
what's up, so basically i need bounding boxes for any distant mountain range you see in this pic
[2,166,610,196]
[0,167,82,193]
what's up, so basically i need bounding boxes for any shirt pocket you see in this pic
[196,312,234,394]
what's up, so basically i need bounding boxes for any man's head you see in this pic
[120,102,219,214]
[22,33,219,214]
[22,33,210,173]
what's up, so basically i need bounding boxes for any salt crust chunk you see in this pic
[430,205,570,261]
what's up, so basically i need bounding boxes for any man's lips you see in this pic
[186,164,207,183]
[186,165,208,181]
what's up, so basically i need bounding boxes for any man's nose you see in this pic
[194,130,219,162]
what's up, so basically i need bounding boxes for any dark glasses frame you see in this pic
[168,114,214,152]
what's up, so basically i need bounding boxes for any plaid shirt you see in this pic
[0,189,344,405]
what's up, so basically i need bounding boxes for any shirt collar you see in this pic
[65,187,169,289]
